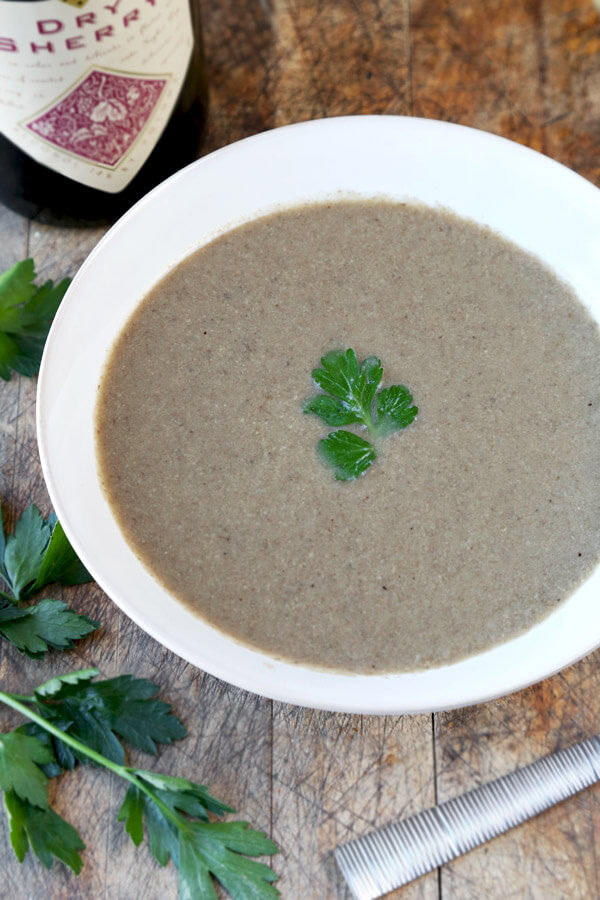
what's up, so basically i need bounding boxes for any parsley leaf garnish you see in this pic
[0,503,98,658]
[0,259,70,381]
[376,384,420,435]
[304,350,383,427]
[318,431,377,481]
[0,670,279,896]
[304,348,418,480]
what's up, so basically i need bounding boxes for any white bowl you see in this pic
[37,116,600,714]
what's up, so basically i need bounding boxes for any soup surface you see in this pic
[96,202,600,673]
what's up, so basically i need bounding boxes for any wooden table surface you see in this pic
[2,1,600,897]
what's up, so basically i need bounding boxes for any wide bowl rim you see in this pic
[37,114,600,714]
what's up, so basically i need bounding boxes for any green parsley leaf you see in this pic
[118,775,278,899]
[23,719,78,773]
[118,785,145,846]
[1,504,92,602]
[179,822,279,900]
[376,384,418,435]
[34,673,187,767]
[0,732,53,808]
[34,667,100,699]
[132,786,179,867]
[303,393,361,426]
[308,349,382,428]
[4,790,85,873]
[31,520,91,592]
[15,726,64,780]
[3,505,49,602]
[117,773,233,860]
[0,604,31,623]
[0,333,26,383]
[0,259,37,330]
[100,676,188,756]
[304,348,418,480]
[0,503,97,657]
[19,671,99,775]
[0,259,70,381]
[0,598,99,660]
[318,432,377,481]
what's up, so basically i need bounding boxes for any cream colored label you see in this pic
[0,0,193,192]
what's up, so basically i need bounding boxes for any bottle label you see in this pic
[0,0,193,193]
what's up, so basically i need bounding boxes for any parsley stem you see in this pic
[0,690,189,835]
[363,409,377,438]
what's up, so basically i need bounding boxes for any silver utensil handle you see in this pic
[335,736,600,900]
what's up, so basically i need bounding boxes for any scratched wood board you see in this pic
[434,665,600,900]
[271,707,437,899]
[410,0,545,151]
[0,211,28,529]
[542,0,600,183]
[1,0,600,898]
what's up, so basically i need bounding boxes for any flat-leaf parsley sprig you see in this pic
[304,348,418,480]
[0,669,280,898]
[0,503,99,658]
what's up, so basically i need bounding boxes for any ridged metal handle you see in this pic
[335,736,600,900]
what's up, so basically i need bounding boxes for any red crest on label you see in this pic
[25,67,168,167]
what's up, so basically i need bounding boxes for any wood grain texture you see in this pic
[271,709,437,898]
[201,0,277,153]
[0,213,28,526]
[1,1,600,898]
[271,0,411,123]
[410,0,546,150]
[542,0,600,182]
[435,659,600,899]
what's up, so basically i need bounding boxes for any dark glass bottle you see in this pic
[0,0,208,223]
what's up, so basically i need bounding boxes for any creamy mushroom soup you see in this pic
[95,202,600,673]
